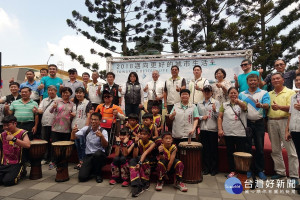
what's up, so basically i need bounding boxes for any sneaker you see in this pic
[258,172,267,181]
[156,181,163,191]
[203,170,209,175]
[226,172,237,179]
[271,173,285,180]
[109,179,117,185]
[143,181,150,191]
[210,171,217,176]
[41,160,47,165]
[247,171,252,179]
[132,186,144,197]
[48,162,55,170]
[121,181,129,187]
[175,181,188,192]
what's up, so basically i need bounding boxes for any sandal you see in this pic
[74,163,82,170]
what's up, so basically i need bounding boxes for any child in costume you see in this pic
[126,113,140,139]
[152,102,163,135]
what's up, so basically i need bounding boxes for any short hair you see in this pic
[214,68,226,79]
[91,112,102,120]
[152,70,159,75]
[47,85,57,91]
[271,72,284,78]
[106,72,115,78]
[60,87,73,95]
[241,59,252,65]
[40,68,48,73]
[171,65,179,71]
[140,126,151,135]
[1,115,17,124]
[151,101,160,110]
[82,72,90,77]
[180,89,190,96]
[127,113,139,121]
[20,87,31,92]
[161,131,172,139]
[296,73,300,78]
[26,70,35,75]
[48,64,58,70]
[193,65,202,71]
[227,87,238,94]
[274,59,286,66]
[246,74,259,81]
[9,82,20,88]
[120,128,129,136]
[142,113,153,120]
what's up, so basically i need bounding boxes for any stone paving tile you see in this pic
[266,194,294,200]
[52,192,82,200]
[220,190,245,199]
[105,188,131,198]
[174,194,198,200]
[46,183,74,192]
[30,182,56,190]
[2,198,24,200]
[84,186,112,196]
[150,192,175,200]
[176,187,197,196]
[77,195,103,200]
[29,191,60,200]
[199,197,222,200]
[102,197,126,200]
[198,177,219,189]
[0,187,23,197]
[157,185,177,194]
[126,191,154,200]
[198,188,222,198]
[9,189,41,199]
[66,185,92,194]
[243,193,270,200]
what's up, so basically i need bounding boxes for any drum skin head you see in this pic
[31,140,48,145]
[233,152,252,158]
[179,141,203,148]
[52,141,74,146]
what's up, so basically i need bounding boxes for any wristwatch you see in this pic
[138,160,142,165]
[12,137,17,143]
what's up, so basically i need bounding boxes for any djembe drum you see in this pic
[233,152,252,190]
[29,140,48,180]
[164,114,173,132]
[178,141,203,183]
[52,141,74,182]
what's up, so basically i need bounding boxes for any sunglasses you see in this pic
[104,96,112,98]
[240,63,248,67]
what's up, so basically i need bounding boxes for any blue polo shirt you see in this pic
[238,71,260,93]
[20,81,43,100]
[239,88,270,120]
[40,76,63,98]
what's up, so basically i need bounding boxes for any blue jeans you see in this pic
[75,136,86,161]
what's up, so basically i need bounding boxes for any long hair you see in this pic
[74,87,88,109]
[127,72,139,84]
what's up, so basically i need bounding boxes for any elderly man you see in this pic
[268,72,298,181]
[38,85,61,163]
[6,87,38,140]
[19,70,42,104]
[189,65,209,105]
[0,115,30,186]
[61,68,84,99]
[144,70,164,114]
[169,89,199,145]
[87,71,102,109]
[164,65,186,113]
[38,64,63,99]
[238,74,270,180]
[72,112,108,183]
[259,58,300,91]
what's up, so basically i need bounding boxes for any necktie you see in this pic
[153,81,157,99]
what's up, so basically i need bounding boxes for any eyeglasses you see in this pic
[240,63,248,67]
[275,63,285,67]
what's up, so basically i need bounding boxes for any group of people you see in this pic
[0,57,299,196]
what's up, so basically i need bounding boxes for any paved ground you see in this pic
[0,164,299,200]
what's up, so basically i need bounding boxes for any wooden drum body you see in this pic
[52,141,74,182]
[29,140,48,180]
[233,152,252,173]
[178,141,203,183]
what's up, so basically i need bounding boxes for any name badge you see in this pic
[101,119,107,123]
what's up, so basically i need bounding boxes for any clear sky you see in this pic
[0,0,116,75]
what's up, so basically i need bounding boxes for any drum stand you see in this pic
[30,159,43,180]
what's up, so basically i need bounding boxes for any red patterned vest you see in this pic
[0,129,27,165]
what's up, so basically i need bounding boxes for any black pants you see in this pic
[147,100,162,114]
[51,132,70,142]
[200,130,218,173]
[125,103,140,117]
[17,121,34,140]
[224,136,250,172]
[291,131,300,160]
[92,103,99,110]
[0,164,22,186]
[41,126,52,162]
[78,150,107,182]
[247,119,265,173]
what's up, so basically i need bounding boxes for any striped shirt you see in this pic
[9,99,38,122]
